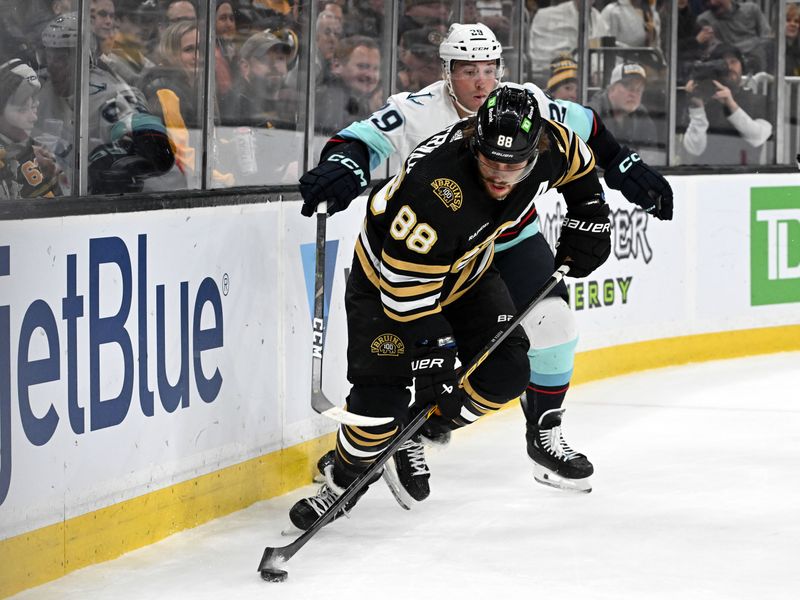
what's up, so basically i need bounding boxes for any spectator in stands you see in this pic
[139,20,200,178]
[215,0,238,97]
[527,0,609,83]
[787,2,800,76]
[589,61,657,151]
[223,30,296,126]
[344,0,384,38]
[0,59,62,199]
[315,9,342,84]
[670,0,714,85]
[399,0,451,36]
[397,26,446,92]
[166,0,196,22]
[697,0,772,74]
[600,0,660,48]
[319,0,344,21]
[315,35,381,134]
[237,0,297,32]
[51,0,76,14]
[470,0,512,45]
[159,0,197,38]
[36,12,175,195]
[91,0,118,55]
[101,0,158,84]
[546,53,579,101]
[681,43,772,165]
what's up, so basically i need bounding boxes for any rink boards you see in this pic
[1,173,799,597]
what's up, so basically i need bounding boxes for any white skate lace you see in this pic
[305,465,352,519]
[539,426,581,461]
[399,438,429,476]
[305,484,340,518]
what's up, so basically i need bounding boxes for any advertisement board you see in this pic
[0,204,293,539]
[1,173,798,596]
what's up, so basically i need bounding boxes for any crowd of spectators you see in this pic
[531,0,785,166]
[0,0,796,199]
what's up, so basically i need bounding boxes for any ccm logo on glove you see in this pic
[327,152,368,187]
[617,151,641,173]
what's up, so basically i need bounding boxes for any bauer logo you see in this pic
[750,187,800,306]
[0,235,225,506]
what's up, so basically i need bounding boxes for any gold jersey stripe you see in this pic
[355,239,381,289]
[344,424,399,441]
[343,428,392,448]
[379,278,444,298]
[335,440,355,465]
[381,250,450,275]
[462,378,507,410]
[550,121,596,187]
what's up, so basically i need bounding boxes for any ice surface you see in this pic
[13,353,800,600]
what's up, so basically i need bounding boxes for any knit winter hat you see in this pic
[547,54,578,90]
[0,59,41,111]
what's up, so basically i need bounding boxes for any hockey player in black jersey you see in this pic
[289,85,611,530]
[300,23,672,499]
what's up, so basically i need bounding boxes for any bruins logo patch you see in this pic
[431,178,463,211]
[370,334,405,357]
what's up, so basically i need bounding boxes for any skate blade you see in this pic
[532,463,592,493]
[381,463,413,510]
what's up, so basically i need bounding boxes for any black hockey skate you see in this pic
[526,408,593,493]
[419,415,452,446]
[382,435,430,509]
[289,457,366,530]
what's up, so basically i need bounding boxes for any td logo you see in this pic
[751,187,800,306]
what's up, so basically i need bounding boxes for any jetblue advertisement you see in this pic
[0,205,296,539]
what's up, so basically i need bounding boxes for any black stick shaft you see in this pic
[258,264,569,572]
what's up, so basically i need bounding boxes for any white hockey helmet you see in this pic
[439,22,503,65]
[439,23,504,115]
[42,12,79,49]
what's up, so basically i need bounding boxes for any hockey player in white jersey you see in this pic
[299,23,673,503]
[36,12,175,195]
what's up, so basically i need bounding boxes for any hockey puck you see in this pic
[260,568,288,582]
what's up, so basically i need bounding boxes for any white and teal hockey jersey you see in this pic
[337,79,595,173]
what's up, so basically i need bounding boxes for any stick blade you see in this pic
[258,546,288,581]
[311,392,394,426]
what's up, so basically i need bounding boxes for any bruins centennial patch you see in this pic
[370,334,405,356]
[431,178,463,211]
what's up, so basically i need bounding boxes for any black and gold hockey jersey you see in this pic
[0,137,61,199]
[353,117,601,337]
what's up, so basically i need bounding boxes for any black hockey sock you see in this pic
[522,382,569,423]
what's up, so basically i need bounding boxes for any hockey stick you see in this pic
[309,201,393,427]
[258,263,571,582]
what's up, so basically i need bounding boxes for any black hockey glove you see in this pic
[412,337,463,420]
[88,142,153,194]
[555,197,612,278]
[604,146,673,221]
[299,141,370,217]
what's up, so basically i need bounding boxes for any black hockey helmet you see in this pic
[471,83,543,168]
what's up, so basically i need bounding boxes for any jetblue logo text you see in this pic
[0,235,225,505]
